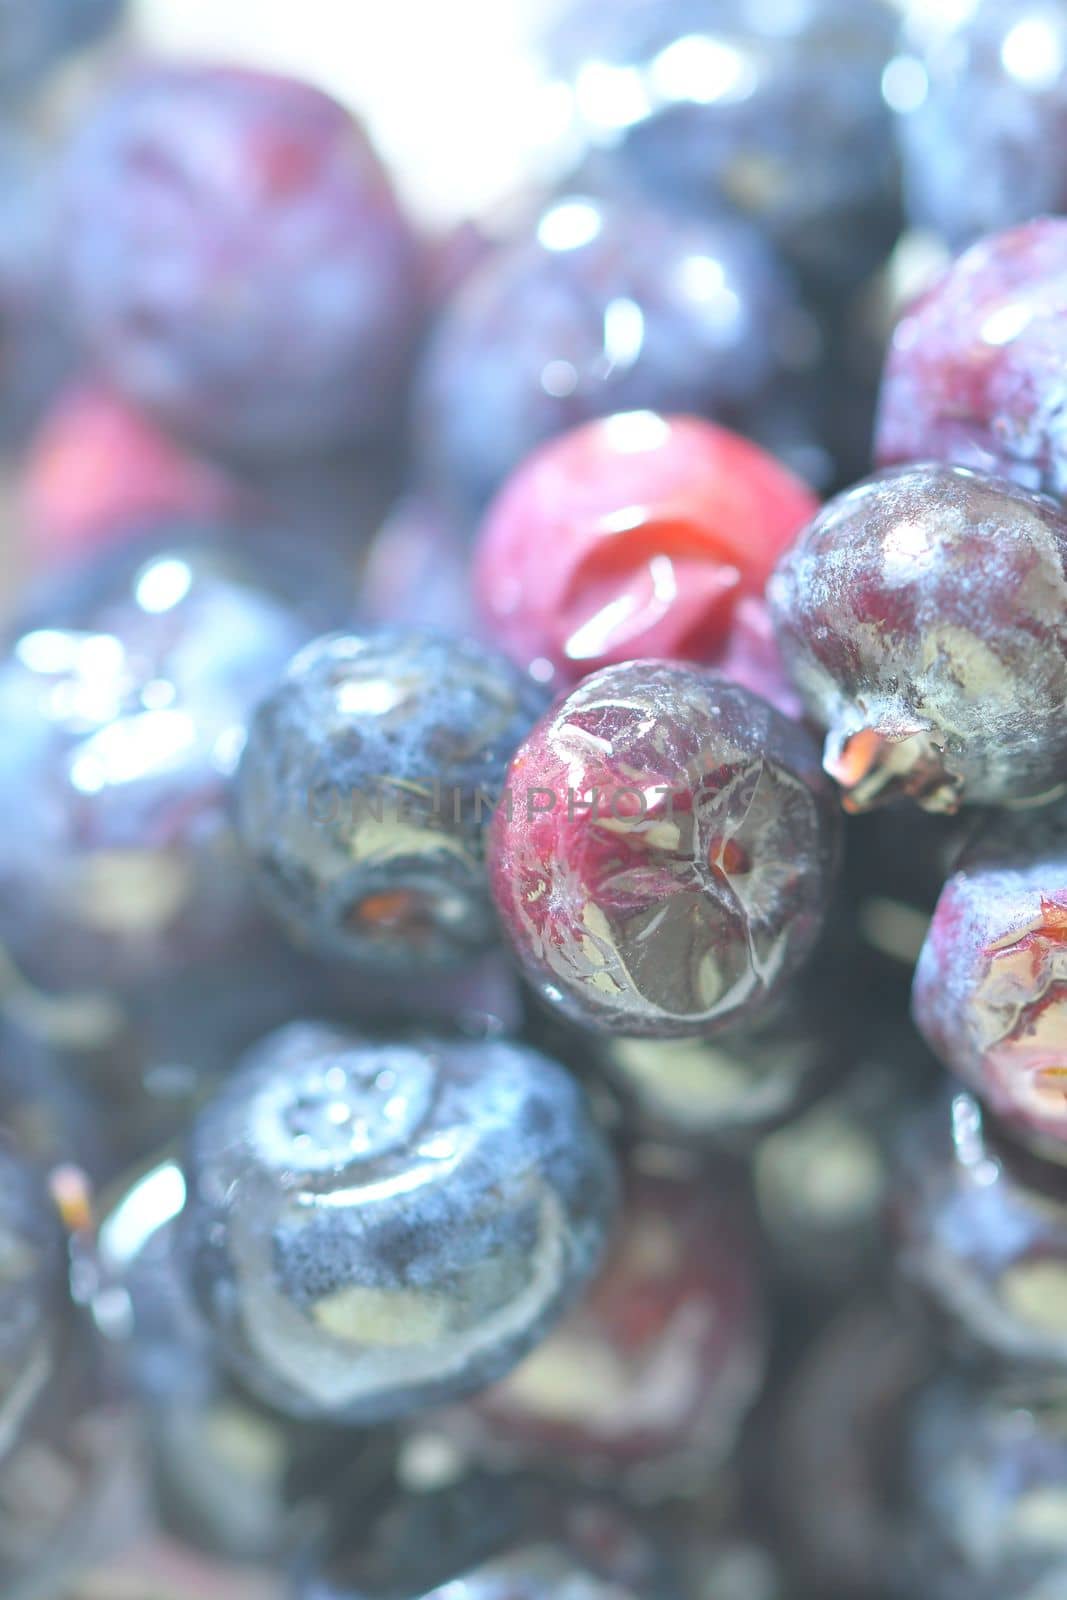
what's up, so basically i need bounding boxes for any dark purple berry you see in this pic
[893,0,1067,251]
[914,800,1067,1155]
[61,66,422,458]
[540,0,900,291]
[769,463,1067,812]
[489,661,840,1038]
[415,191,816,512]
[876,219,1067,494]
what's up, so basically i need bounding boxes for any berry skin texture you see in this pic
[61,66,422,458]
[893,1093,1067,1371]
[876,219,1067,495]
[237,629,549,972]
[488,662,840,1039]
[894,0,1067,253]
[913,802,1067,1156]
[768,462,1067,814]
[415,192,813,514]
[474,411,818,693]
[180,1024,618,1425]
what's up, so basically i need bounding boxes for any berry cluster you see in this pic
[4,3,1067,1599]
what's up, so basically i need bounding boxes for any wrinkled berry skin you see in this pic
[489,662,840,1038]
[0,528,340,997]
[769,463,1067,814]
[474,411,817,694]
[237,629,549,971]
[876,221,1067,495]
[894,1093,1067,1371]
[541,0,900,292]
[913,802,1067,1155]
[904,1373,1067,1600]
[894,1,1067,252]
[0,0,121,96]
[415,192,814,513]
[455,1168,765,1489]
[297,1471,680,1600]
[20,381,246,569]
[180,1025,618,1425]
[61,66,422,458]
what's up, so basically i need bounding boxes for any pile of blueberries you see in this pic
[6,0,1067,1596]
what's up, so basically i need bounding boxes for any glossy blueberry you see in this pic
[415,191,816,513]
[61,66,422,458]
[180,1025,618,1424]
[769,463,1067,813]
[236,629,549,971]
[904,1372,1067,1600]
[489,662,840,1038]
[893,0,1067,252]
[876,220,1067,494]
[913,800,1067,1155]
[474,411,818,694]
[295,1469,681,1600]
[540,0,900,291]
[454,1165,766,1490]
[0,528,342,1000]
[893,1093,1067,1370]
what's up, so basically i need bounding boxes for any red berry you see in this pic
[20,380,244,568]
[474,410,818,691]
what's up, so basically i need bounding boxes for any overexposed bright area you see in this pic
[131,0,568,224]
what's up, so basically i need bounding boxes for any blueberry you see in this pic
[60,66,422,458]
[769,462,1067,812]
[489,661,841,1038]
[0,527,342,999]
[236,629,549,972]
[913,799,1067,1155]
[893,0,1067,252]
[180,1025,618,1424]
[539,0,900,292]
[904,1371,1067,1599]
[876,219,1067,494]
[893,1092,1067,1371]
[415,191,816,513]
